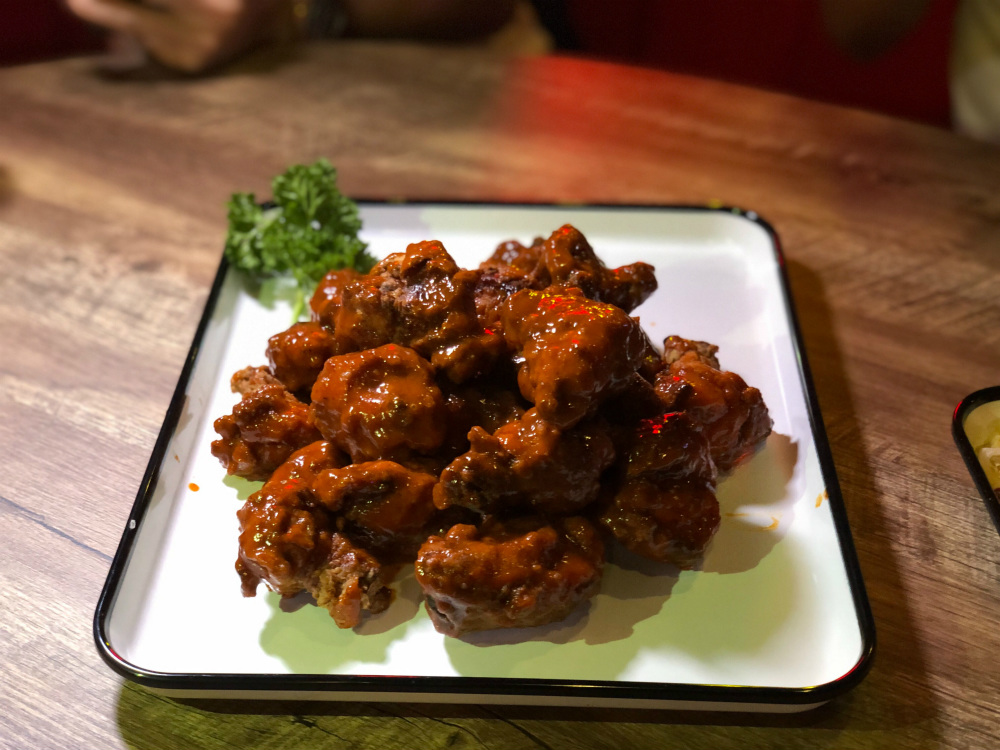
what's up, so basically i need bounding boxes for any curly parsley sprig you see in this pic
[224,159,376,320]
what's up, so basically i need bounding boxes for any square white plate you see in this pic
[95,204,874,711]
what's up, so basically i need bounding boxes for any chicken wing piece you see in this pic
[654,337,772,473]
[500,286,647,428]
[435,408,616,517]
[541,225,658,313]
[265,321,339,398]
[597,412,720,569]
[481,237,548,283]
[312,460,439,561]
[415,516,604,636]
[236,442,393,628]
[211,381,322,482]
[332,240,505,382]
[235,440,348,598]
[309,343,447,463]
[600,477,720,569]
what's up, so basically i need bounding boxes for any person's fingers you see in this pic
[139,23,223,72]
[70,0,295,72]
[136,11,247,72]
[66,0,216,71]
[65,0,165,33]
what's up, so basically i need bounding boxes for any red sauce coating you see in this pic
[216,224,771,634]
[309,344,447,463]
[211,383,321,482]
[415,516,604,636]
[266,321,339,397]
[500,286,647,428]
[654,339,772,474]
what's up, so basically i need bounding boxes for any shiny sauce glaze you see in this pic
[212,224,772,635]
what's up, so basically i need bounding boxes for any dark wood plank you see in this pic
[1,40,999,749]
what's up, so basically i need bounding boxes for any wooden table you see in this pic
[2,41,999,749]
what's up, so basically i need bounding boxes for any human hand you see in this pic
[65,0,300,73]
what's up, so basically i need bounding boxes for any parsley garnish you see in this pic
[224,159,375,319]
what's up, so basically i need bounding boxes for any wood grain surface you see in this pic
[2,41,999,750]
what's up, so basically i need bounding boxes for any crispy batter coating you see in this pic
[216,224,777,636]
[540,224,658,313]
[235,441,392,628]
[235,440,347,597]
[601,478,720,569]
[473,237,550,328]
[500,286,647,428]
[435,409,616,517]
[621,412,718,482]
[309,344,447,463]
[481,237,548,282]
[310,268,361,330]
[314,534,394,629]
[211,383,321,482]
[470,264,542,329]
[332,240,504,382]
[230,364,282,396]
[312,460,439,561]
[662,335,720,369]
[474,227,658,322]
[266,321,339,397]
[654,338,772,473]
[415,516,604,636]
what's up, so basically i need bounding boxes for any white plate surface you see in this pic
[100,205,871,704]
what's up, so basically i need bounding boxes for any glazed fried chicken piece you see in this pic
[236,480,333,598]
[310,267,361,330]
[415,516,604,636]
[500,286,647,428]
[602,478,720,569]
[472,238,550,328]
[473,228,658,325]
[235,440,344,597]
[438,375,528,457]
[312,460,439,561]
[314,533,394,629]
[230,364,282,396]
[265,321,339,398]
[481,237,548,283]
[662,335,721,369]
[597,413,721,569]
[541,225,658,313]
[597,374,669,451]
[309,344,447,463]
[211,380,322,482]
[435,409,616,517]
[622,412,718,482]
[235,441,392,628]
[470,264,542,329]
[332,240,504,382]
[654,337,772,474]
